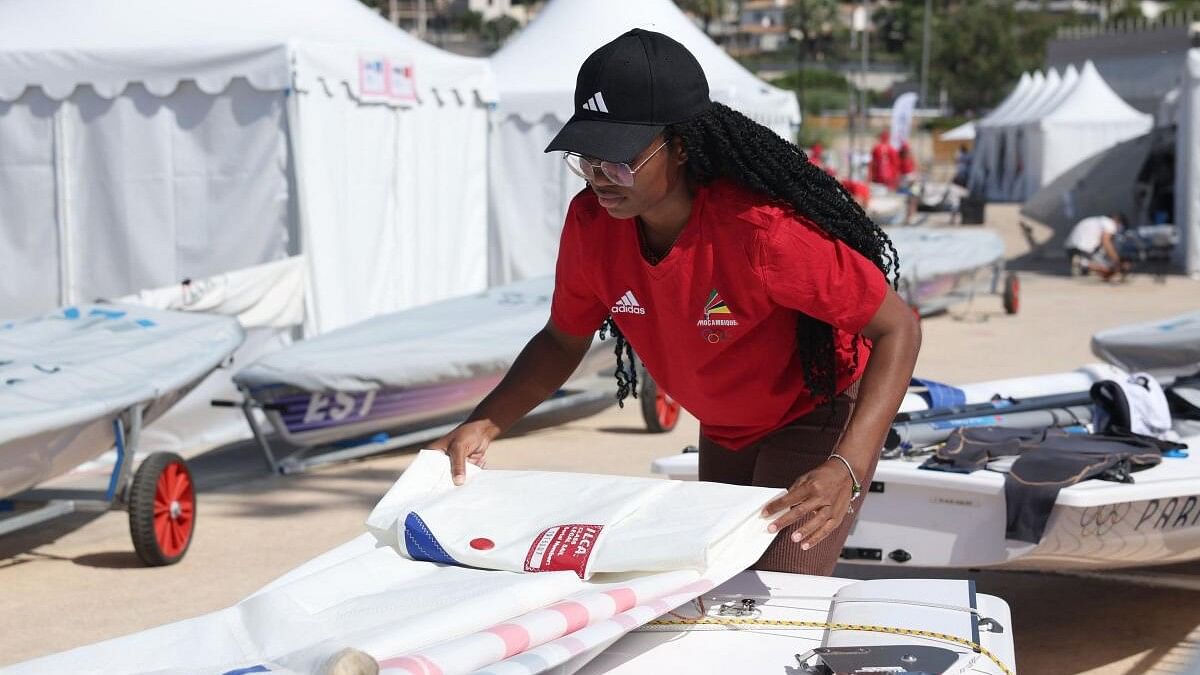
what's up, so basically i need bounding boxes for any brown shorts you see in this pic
[698,381,878,576]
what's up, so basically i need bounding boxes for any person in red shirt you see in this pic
[898,140,917,177]
[808,141,825,168]
[431,30,921,575]
[869,130,900,190]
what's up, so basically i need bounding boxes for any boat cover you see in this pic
[117,256,307,330]
[886,227,1005,285]
[8,451,778,674]
[1091,311,1200,378]
[234,276,577,393]
[0,304,244,448]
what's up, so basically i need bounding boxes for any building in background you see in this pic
[1046,13,1200,113]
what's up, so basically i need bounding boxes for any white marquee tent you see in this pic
[1013,64,1078,201]
[969,63,1151,204]
[998,67,1065,201]
[0,0,496,335]
[486,0,802,285]
[1026,61,1152,204]
[969,71,1039,200]
[1176,49,1200,276]
[0,0,497,453]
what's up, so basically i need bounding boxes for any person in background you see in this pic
[896,141,919,225]
[952,144,971,187]
[1064,213,1131,281]
[869,130,900,190]
[808,141,825,169]
[898,140,917,178]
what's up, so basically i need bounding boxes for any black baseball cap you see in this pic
[544,28,711,163]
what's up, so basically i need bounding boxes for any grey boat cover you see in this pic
[0,304,245,446]
[235,276,577,393]
[886,227,1005,284]
[1091,311,1200,378]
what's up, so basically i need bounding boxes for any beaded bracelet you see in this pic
[827,452,863,501]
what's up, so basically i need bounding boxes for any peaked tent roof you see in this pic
[940,120,975,141]
[1018,66,1079,126]
[1040,61,1151,126]
[990,71,1047,127]
[0,0,494,103]
[978,72,1036,128]
[1006,68,1064,126]
[490,0,799,130]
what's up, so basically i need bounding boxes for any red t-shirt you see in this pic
[550,180,888,450]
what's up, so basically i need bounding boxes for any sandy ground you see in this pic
[2,204,1199,673]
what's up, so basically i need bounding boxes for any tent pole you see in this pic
[53,104,74,306]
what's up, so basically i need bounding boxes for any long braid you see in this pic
[667,102,899,406]
[599,316,639,407]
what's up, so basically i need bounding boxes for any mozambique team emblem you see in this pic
[703,289,732,319]
[697,289,739,334]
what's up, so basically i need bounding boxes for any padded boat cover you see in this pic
[1092,311,1200,378]
[234,276,576,393]
[887,227,1005,286]
[0,304,244,447]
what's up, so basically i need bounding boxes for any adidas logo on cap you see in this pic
[582,91,609,113]
[610,290,645,315]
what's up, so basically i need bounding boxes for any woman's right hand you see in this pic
[427,419,500,486]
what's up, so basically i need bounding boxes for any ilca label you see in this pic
[525,524,604,578]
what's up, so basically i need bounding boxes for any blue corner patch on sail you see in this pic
[404,511,461,566]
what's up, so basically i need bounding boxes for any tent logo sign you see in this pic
[358,55,418,103]
[582,91,609,113]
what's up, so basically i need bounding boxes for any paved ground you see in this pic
[2,205,1198,673]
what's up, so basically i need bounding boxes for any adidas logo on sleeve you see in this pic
[610,290,646,315]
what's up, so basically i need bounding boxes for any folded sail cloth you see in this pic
[8,452,780,675]
[368,451,781,579]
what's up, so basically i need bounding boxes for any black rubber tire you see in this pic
[1002,272,1020,315]
[128,452,195,566]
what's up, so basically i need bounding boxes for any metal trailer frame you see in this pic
[899,253,1019,318]
[0,406,142,537]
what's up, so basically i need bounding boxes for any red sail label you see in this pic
[524,524,604,578]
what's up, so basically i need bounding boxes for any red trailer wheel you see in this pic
[640,374,681,433]
[1003,272,1020,315]
[128,452,195,566]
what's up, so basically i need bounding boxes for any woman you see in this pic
[431,29,921,575]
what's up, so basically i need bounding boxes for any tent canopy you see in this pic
[1032,61,1154,199]
[490,0,799,132]
[1020,130,1158,244]
[1041,61,1148,126]
[940,121,975,141]
[0,0,495,104]
[1006,68,1063,127]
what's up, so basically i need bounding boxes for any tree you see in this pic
[787,0,841,62]
[895,1,1074,113]
[675,0,731,37]
[483,15,521,47]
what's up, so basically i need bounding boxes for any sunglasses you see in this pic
[562,141,669,188]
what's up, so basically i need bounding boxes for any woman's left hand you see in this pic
[761,459,855,550]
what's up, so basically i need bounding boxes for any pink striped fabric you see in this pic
[377,571,713,675]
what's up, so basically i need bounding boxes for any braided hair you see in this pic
[602,102,900,410]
